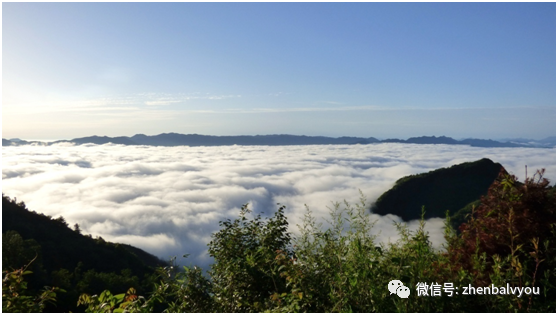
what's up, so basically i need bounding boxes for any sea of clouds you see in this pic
[2,143,555,268]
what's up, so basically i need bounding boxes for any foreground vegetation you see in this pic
[3,170,555,312]
[2,194,166,312]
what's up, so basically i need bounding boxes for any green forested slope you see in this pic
[371,158,503,221]
[2,195,166,312]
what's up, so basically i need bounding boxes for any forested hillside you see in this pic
[2,195,166,312]
[371,158,503,221]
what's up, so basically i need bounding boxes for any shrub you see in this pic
[445,169,556,312]
[208,204,292,312]
[2,261,60,313]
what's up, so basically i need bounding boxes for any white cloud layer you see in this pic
[2,143,555,268]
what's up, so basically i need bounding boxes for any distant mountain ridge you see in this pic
[127,133,380,146]
[2,134,555,148]
[499,136,556,147]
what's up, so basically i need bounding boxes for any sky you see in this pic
[2,143,555,268]
[2,2,556,140]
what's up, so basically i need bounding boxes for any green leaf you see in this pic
[114,293,126,303]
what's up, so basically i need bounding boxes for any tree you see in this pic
[208,204,292,312]
[2,231,42,271]
[445,169,556,311]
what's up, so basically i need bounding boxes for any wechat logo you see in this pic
[388,279,410,298]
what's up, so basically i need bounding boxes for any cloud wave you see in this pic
[2,143,555,268]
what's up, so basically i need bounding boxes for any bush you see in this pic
[2,261,60,313]
[208,204,292,312]
[445,169,556,312]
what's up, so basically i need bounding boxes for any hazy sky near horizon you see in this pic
[2,2,556,140]
[3,143,555,268]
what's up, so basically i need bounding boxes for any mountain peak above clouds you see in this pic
[371,158,505,221]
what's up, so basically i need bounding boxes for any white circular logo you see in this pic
[396,285,410,298]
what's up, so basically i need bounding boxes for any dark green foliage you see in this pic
[78,289,139,313]
[3,230,43,272]
[2,195,166,274]
[208,204,292,312]
[271,196,382,312]
[2,260,60,313]
[76,269,140,296]
[78,261,215,313]
[372,158,503,220]
[449,199,481,231]
[1,194,167,312]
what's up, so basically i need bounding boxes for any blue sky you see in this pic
[2,2,556,140]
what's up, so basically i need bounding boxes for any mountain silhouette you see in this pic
[460,138,520,148]
[54,135,137,145]
[405,136,460,144]
[2,194,167,312]
[2,195,165,274]
[371,158,505,221]
[2,133,555,148]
